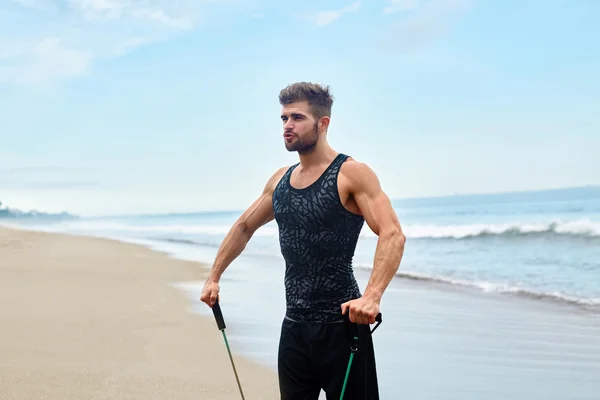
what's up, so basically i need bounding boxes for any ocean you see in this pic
[5,185,600,399]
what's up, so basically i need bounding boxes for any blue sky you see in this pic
[1,0,599,216]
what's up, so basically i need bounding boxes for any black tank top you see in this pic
[272,153,365,323]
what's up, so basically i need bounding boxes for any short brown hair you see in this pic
[279,82,334,120]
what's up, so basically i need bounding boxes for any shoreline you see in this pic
[2,224,600,399]
[3,221,599,315]
[0,225,279,399]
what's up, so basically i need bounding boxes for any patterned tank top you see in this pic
[272,153,365,323]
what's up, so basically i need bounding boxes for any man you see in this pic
[200,82,406,399]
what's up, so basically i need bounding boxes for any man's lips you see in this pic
[284,132,295,139]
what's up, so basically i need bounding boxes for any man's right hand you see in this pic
[200,279,220,308]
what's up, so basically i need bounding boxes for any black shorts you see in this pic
[277,317,379,400]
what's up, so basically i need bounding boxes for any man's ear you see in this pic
[319,116,330,132]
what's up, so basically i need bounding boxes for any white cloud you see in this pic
[8,0,54,11]
[112,36,156,56]
[314,1,360,26]
[68,0,194,29]
[1,0,220,86]
[385,0,472,52]
[0,38,92,86]
[383,0,421,14]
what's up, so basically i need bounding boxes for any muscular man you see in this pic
[200,82,406,399]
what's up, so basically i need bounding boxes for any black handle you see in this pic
[212,299,226,331]
[342,311,382,324]
[342,311,383,352]
[371,312,382,334]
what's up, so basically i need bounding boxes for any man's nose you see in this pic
[284,120,294,130]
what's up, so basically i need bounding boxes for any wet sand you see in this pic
[0,226,279,400]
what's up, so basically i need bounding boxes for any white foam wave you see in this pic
[353,264,600,307]
[44,217,600,242]
[359,218,600,240]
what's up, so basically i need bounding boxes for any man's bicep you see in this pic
[351,165,402,237]
[238,166,287,234]
[239,192,275,234]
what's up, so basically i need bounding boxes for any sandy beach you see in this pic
[2,220,600,400]
[0,226,279,400]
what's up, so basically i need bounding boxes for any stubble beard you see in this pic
[285,122,319,154]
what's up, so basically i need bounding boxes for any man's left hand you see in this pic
[341,297,380,325]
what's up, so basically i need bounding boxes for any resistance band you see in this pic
[212,299,246,400]
[339,312,382,400]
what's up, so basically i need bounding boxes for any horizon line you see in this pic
[81,183,600,219]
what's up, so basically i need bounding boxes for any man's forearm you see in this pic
[208,221,253,282]
[362,229,406,302]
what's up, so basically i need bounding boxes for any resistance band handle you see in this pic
[342,312,382,324]
[371,313,382,334]
[212,299,226,331]
[342,311,383,338]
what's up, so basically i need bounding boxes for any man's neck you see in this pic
[297,142,338,169]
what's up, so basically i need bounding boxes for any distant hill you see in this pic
[0,201,78,220]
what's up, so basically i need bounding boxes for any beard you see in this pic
[285,122,319,154]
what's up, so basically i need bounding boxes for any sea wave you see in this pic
[151,237,219,247]
[352,264,600,308]
[36,217,600,242]
[363,218,600,240]
[8,218,598,310]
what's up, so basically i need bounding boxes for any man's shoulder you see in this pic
[272,164,293,180]
[340,156,381,192]
[263,165,293,193]
[341,156,378,180]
